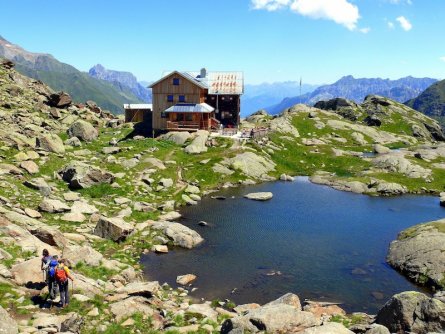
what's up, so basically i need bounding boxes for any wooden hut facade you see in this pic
[150,68,243,131]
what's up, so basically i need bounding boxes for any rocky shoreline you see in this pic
[0,58,444,333]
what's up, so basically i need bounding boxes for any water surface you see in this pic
[142,177,444,312]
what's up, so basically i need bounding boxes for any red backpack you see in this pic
[55,266,68,283]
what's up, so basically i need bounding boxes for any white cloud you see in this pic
[359,27,371,34]
[251,0,360,31]
[387,21,395,29]
[251,0,291,11]
[440,57,445,63]
[388,0,412,4]
[396,16,412,31]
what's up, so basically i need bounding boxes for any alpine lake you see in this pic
[141,177,445,313]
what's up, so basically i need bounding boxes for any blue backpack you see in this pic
[47,258,58,278]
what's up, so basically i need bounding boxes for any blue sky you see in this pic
[1,0,444,84]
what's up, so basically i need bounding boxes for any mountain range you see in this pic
[88,64,151,103]
[241,81,319,117]
[0,35,144,114]
[265,75,438,115]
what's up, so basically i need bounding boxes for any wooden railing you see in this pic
[166,121,200,130]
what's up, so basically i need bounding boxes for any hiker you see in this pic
[55,258,74,308]
[46,254,59,300]
[41,250,58,300]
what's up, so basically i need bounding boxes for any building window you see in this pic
[186,113,193,121]
[176,113,184,122]
[179,95,186,102]
[167,95,174,102]
[173,78,180,85]
[161,112,167,118]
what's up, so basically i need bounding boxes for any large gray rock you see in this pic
[387,219,445,289]
[36,133,65,153]
[23,177,51,196]
[38,198,70,213]
[299,323,354,334]
[163,131,192,145]
[221,301,319,333]
[68,120,98,142]
[244,192,273,201]
[376,291,445,334]
[375,181,407,196]
[148,221,203,249]
[94,216,134,242]
[110,296,155,322]
[226,152,275,180]
[373,153,431,179]
[59,162,114,189]
[11,257,43,286]
[116,281,160,298]
[184,130,209,154]
[64,245,103,266]
[0,305,18,334]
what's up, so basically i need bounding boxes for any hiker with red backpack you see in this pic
[55,258,74,308]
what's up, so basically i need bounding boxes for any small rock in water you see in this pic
[244,192,273,201]
[351,268,367,275]
[198,221,208,227]
[211,196,226,200]
[153,245,168,253]
[176,274,197,285]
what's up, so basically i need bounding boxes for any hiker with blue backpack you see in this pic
[41,250,58,300]
[56,258,74,308]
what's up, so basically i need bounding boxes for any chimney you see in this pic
[200,68,207,78]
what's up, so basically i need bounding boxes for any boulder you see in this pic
[36,133,65,153]
[376,291,445,334]
[159,178,173,188]
[0,216,57,255]
[153,245,168,253]
[59,162,114,189]
[364,324,390,334]
[24,208,41,219]
[70,200,98,214]
[65,136,82,147]
[110,296,155,322]
[61,212,86,222]
[424,122,445,141]
[11,257,43,286]
[373,144,390,154]
[116,281,160,298]
[373,153,431,179]
[187,303,218,321]
[387,219,445,289]
[30,226,68,248]
[221,304,319,334]
[48,91,72,108]
[20,160,39,174]
[0,305,18,334]
[23,178,51,196]
[38,198,70,213]
[182,194,197,205]
[244,192,273,201]
[32,313,61,331]
[68,120,98,142]
[299,323,354,334]
[93,216,134,242]
[375,182,407,196]
[148,221,203,249]
[144,157,166,170]
[158,211,181,221]
[441,192,445,207]
[102,147,120,154]
[60,312,84,333]
[163,131,192,145]
[184,130,209,154]
[176,274,197,285]
[0,163,23,176]
[226,152,276,180]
